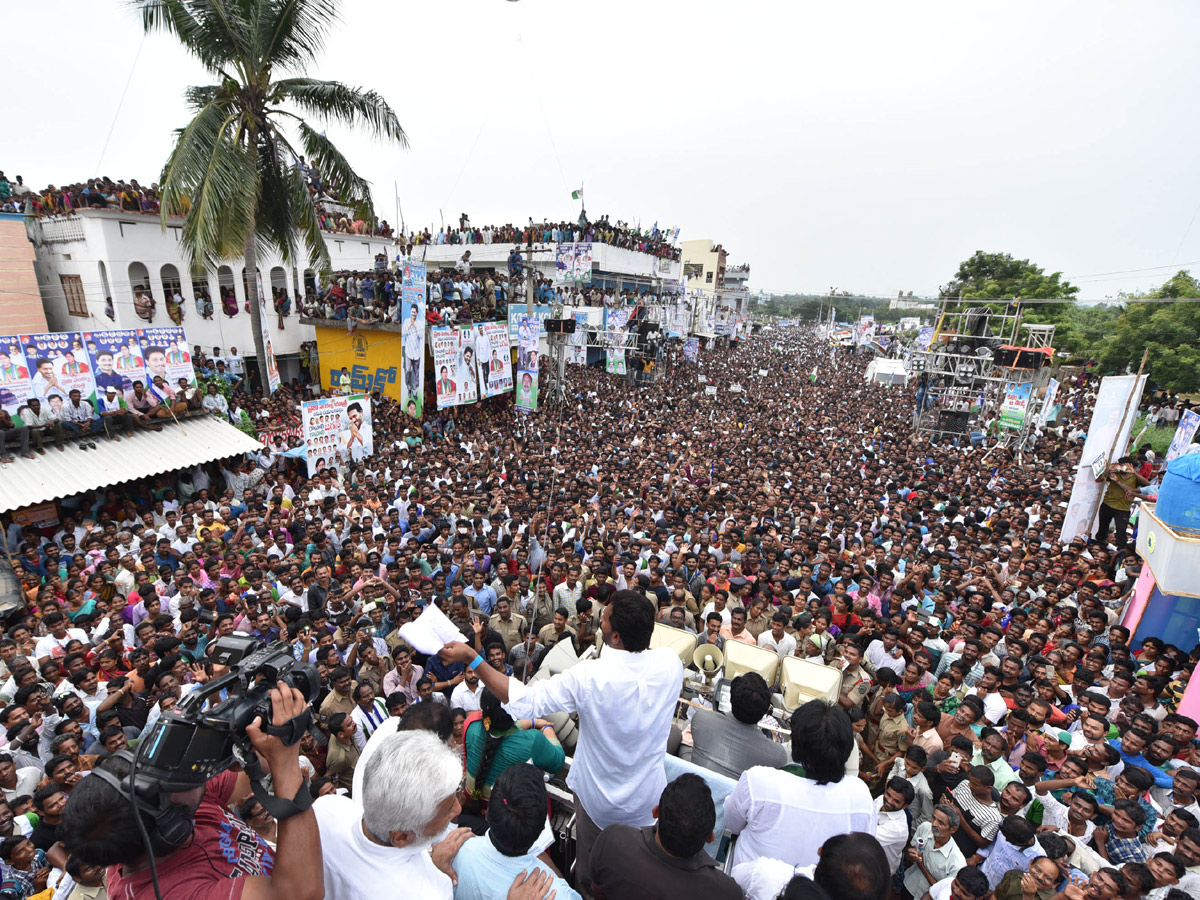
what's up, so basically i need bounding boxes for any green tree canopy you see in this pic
[939,251,1079,302]
[1098,271,1200,392]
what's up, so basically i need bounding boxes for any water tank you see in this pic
[1157,454,1200,535]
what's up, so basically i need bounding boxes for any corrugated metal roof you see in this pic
[0,416,263,513]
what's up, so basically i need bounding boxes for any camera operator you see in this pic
[56,684,322,900]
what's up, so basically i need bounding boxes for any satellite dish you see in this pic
[693,644,724,682]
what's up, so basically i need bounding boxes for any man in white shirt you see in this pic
[756,613,797,660]
[865,628,908,677]
[313,730,473,900]
[876,777,914,875]
[437,590,683,897]
[34,612,89,665]
[226,346,244,377]
[449,666,483,713]
[725,699,875,870]
[902,805,967,898]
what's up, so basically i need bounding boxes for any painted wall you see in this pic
[0,215,47,335]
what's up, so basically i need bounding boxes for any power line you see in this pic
[94,33,147,174]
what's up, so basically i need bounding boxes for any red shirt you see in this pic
[107,771,273,900]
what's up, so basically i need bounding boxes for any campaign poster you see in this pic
[1166,408,1200,462]
[516,315,538,413]
[20,333,98,420]
[555,243,574,284]
[477,321,513,397]
[1037,378,1060,427]
[917,326,934,347]
[573,243,592,284]
[401,262,426,418]
[684,338,699,362]
[605,307,631,375]
[999,381,1032,430]
[0,335,34,421]
[432,325,478,409]
[301,393,373,476]
[137,327,196,389]
[84,329,144,405]
[568,312,588,365]
[255,273,281,394]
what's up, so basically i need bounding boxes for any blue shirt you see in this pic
[452,833,580,900]
[465,584,498,615]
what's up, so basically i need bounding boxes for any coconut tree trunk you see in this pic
[243,228,272,399]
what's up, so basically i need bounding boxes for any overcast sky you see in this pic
[5,0,1200,298]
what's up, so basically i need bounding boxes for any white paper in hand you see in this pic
[398,602,464,656]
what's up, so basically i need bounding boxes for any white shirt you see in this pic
[724,765,876,870]
[902,822,967,897]
[874,795,909,875]
[980,689,1007,725]
[450,680,483,713]
[865,640,907,676]
[757,630,797,660]
[732,859,812,900]
[313,793,451,900]
[34,629,89,662]
[502,645,683,830]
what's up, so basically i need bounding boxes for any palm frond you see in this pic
[274,77,408,145]
[132,0,250,72]
[259,0,340,69]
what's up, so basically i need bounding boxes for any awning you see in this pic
[0,416,263,513]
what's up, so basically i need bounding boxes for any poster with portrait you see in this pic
[19,332,98,420]
[605,307,631,375]
[555,243,575,284]
[476,321,513,397]
[0,335,34,421]
[572,242,592,284]
[301,393,373,476]
[83,329,144,405]
[432,325,479,409]
[137,327,196,389]
[568,312,588,364]
[401,261,426,418]
[255,273,281,394]
[684,338,699,362]
[516,315,538,413]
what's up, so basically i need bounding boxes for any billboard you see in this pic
[516,315,538,412]
[401,262,426,418]
[684,338,699,362]
[137,327,196,389]
[476,321,513,397]
[568,312,588,365]
[999,382,1033,430]
[431,324,479,409]
[301,393,373,476]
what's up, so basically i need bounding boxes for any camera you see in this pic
[136,636,318,790]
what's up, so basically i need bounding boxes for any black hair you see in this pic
[813,832,890,900]
[607,589,654,651]
[915,700,941,726]
[789,699,852,785]
[729,673,772,725]
[397,700,452,741]
[1120,764,1155,792]
[656,773,715,859]
[904,744,928,767]
[780,876,832,900]
[998,814,1036,847]
[1036,831,1068,860]
[953,866,990,900]
[885,776,915,805]
[486,764,547,857]
[1113,797,1148,828]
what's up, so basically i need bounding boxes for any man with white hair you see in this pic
[313,730,473,899]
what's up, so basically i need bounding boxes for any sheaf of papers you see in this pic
[397,602,463,655]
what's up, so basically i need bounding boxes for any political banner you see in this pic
[476,321,513,397]
[1060,374,1148,541]
[555,243,575,284]
[856,315,876,346]
[999,382,1033,430]
[401,261,426,418]
[255,273,281,394]
[573,242,593,283]
[0,335,34,421]
[506,304,555,344]
[705,386,717,396]
[18,334,97,422]
[684,338,699,362]
[516,315,538,412]
[917,326,934,347]
[137,327,196,389]
[84,329,144,406]
[431,325,479,409]
[1166,408,1200,461]
[1037,378,1060,427]
[301,393,373,476]
[568,312,588,364]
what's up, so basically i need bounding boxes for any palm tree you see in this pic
[137,0,406,397]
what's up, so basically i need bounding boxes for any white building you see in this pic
[26,209,395,382]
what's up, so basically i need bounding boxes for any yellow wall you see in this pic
[313,325,407,401]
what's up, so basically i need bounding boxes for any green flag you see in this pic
[571,188,583,200]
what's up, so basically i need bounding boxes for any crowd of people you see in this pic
[0,320,1195,900]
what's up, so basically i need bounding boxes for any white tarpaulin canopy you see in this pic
[865,358,909,386]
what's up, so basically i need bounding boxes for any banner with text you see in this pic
[568,312,588,364]
[401,262,427,418]
[1166,408,1200,462]
[301,393,373,476]
[476,321,514,397]
[516,315,539,412]
[684,338,699,362]
[999,382,1033,430]
[432,325,479,409]
[255,274,281,394]
[1037,378,1060,427]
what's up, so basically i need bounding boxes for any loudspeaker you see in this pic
[994,346,1049,370]
[545,319,576,335]
[993,346,1020,368]
[938,410,970,434]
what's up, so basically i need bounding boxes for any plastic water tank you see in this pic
[1156,453,1200,534]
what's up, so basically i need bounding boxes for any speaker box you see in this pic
[938,410,970,434]
[545,318,577,335]
[995,346,1049,370]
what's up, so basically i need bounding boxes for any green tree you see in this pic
[1097,272,1200,392]
[940,251,1079,302]
[138,0,406,397]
